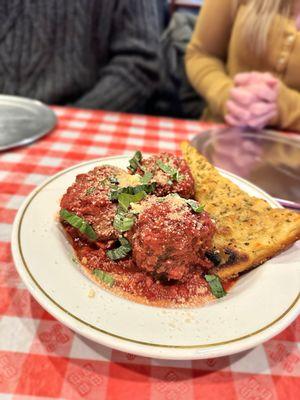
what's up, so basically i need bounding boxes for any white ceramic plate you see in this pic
[11,156,300,360]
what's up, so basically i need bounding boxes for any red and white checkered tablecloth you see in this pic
[0,106,299,400]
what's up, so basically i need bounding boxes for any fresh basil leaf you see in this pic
[135,182,156,194]
[106,238,132,261]
[113,212,135,232]
[109,183,156,201]
[156,160,183,182]
[140,171,153,184]
[109,187,123,201]
[118,191,147,211]
[92,269,115,287]
[128,151,142,173]
[119,237,131,246]
[60,209,98,241]
[204,274,227,298]
[85,187,96,195]
[186,199,204,213]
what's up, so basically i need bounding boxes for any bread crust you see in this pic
[181,142,300,280]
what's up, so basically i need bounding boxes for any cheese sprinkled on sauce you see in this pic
[155,170,169,185]
[116,173,141,188]
[131,194,188,219]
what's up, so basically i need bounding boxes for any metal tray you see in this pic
[191,127,300,209]
[0,95,57,151]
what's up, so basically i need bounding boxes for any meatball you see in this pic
[136,153,195,199]
[60,165,124,241]
[131,196,215,281]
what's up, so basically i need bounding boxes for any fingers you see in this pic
[246,83,277,102]
[229,87,257,105]
[247,110,277,130]
[261,72,278,87]
[230,82,278,105]
[250,72,278,86]
[250,101,277,116]
[234,73,253,86]
[226,109,277,130]
[226,100,277,123]
[225,97,277,130]
[225,113,247,128]
[226,71,279,130]
[227,100,251,121]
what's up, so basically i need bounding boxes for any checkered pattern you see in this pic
[0,107,299,400]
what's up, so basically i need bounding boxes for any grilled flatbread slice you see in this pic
[181,142,300,280]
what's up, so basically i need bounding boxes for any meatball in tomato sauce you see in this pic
[131,195,215,281]
[60,165,123,241]
[134,153,195,199]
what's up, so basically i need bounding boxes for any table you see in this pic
[0,107,299,399]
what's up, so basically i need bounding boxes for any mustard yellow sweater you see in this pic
[185,0,300,131]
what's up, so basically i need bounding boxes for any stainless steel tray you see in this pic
[0,95,57,151]
[191,127,300,209]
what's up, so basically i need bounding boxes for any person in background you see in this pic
[0,0,160,113]
[185,0,300,132]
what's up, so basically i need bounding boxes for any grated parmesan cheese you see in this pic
[116,173,141,188]
[154,170,170,185]
[131,194,188,219]
[130,202,144,214]
[164,194,186,207]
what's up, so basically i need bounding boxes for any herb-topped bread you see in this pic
[181,142,300,280]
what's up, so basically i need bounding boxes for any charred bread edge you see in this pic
[181,141,300,280]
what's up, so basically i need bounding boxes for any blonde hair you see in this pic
[233,0,292,55]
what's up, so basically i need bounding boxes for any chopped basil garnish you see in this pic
[109,188,123,201]
[60,209,98,241]
[140,171,153,184]
[118,191,147,211]
[156,160,182,182]
[186,199,204,213]
[137,182,157,194]
[92,269,115,287]
[85,187,96,195]
[204,274,227,298]
[128,151,142,173]
[109,182,156,201]
[113,212,135,232]
[106,237,132,261]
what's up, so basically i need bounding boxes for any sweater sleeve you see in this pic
[185,0,235,118]
[74,0,160,112]
[274,82,300,132]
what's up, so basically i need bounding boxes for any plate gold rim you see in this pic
[16,156,300,349]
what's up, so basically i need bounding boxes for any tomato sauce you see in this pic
[60,158,235,307]
[63,224,235,306]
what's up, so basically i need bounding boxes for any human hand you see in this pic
[225,72,279,130]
